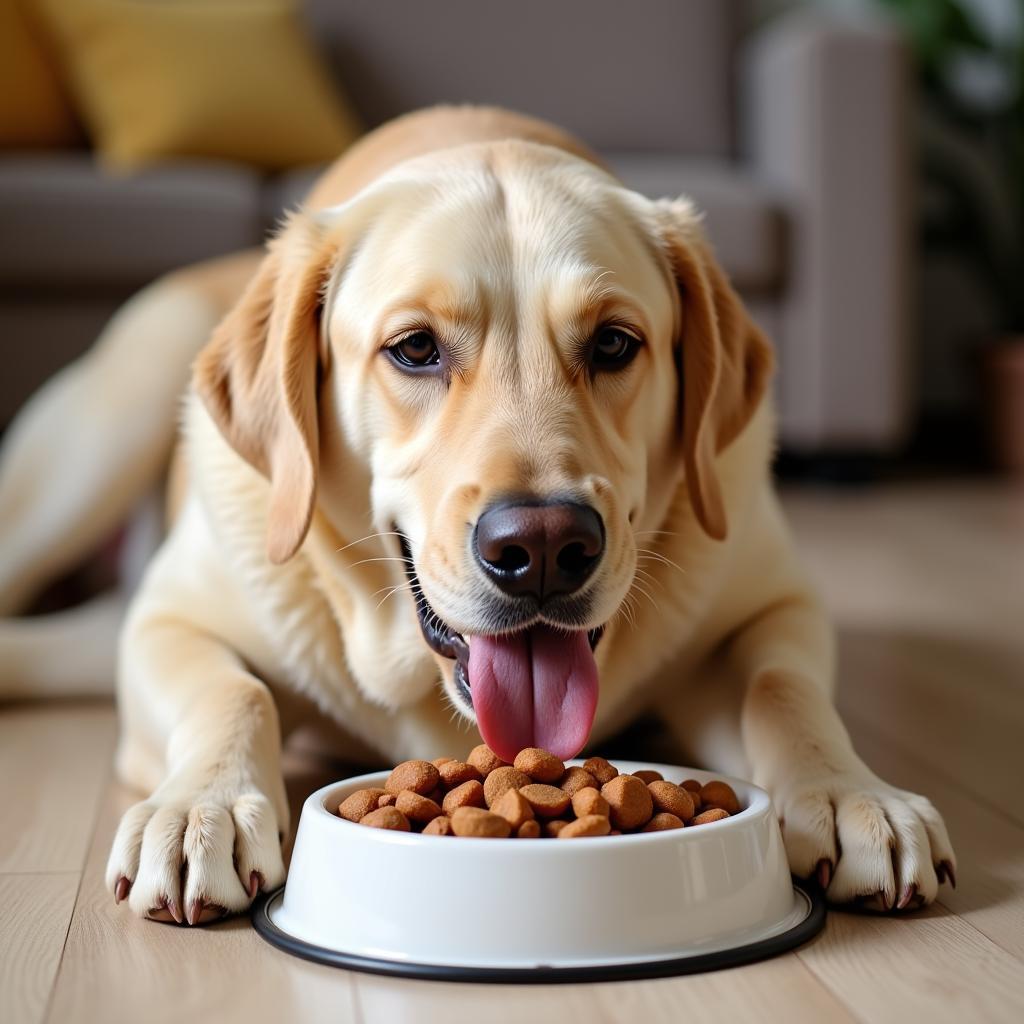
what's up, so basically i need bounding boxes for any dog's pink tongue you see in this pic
[468,625,599,762]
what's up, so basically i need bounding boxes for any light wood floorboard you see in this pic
[0,703,115,873]
[0,874,79,1024]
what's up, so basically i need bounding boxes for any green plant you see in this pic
[878,0,1024,331]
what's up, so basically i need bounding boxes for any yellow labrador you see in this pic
[3,106,956,925]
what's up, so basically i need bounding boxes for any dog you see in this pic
[0,106,954,925]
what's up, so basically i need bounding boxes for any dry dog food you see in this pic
[338,746,742,839]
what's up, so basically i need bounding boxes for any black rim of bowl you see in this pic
[250,880,826,984]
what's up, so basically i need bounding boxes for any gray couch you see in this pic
[0,1,909,453]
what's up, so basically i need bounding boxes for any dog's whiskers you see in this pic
[636,547,687,576]
[371,580,415,599]
[347,555,415,570]
[375,588,406,610]
[631,583,659,613]
[614,591,639,631]
[619,595,638,630]
[335,530,405,554]
[632,565,664,591]
[407,579,448,639]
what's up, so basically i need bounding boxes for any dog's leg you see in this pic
[656,585,955,910]
[106,601,289,925]
[0,591,125,698]
[0,255,257,616]
[722,593,956,910]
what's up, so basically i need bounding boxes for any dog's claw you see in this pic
[856,890,896,913]
[185,899,228,926]
[248,871,264,899]
[941,859,957,889]
[815,858,833,890]
[197,902,227,926]
[147,897,182,924]
[897,884,917,911]
[114,876,131,904]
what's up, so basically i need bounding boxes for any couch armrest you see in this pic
[741,12,911,452]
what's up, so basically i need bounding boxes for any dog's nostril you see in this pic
[494,544,530,573]
[556,541,593,575]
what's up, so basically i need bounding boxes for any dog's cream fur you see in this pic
[0,107,954,925]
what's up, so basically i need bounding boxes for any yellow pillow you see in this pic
[0,0,81,147]
[40,0,361,171]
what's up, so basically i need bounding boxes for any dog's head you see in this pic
[194,141,772,760]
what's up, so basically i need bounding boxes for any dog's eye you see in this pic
[591,327,641,370]
[388,331,441,369]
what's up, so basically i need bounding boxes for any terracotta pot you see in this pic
[981,336,1024,474]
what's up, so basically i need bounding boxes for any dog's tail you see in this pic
[0,249,261,697]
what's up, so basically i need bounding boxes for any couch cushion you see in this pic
[39,0,361,173]
[264,154,785,293]
[0,154,263,287]
[606,154,786,292]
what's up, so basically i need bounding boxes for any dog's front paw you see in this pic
[771,769,956,911]
[105,785,286,925]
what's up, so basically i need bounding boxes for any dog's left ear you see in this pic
[654,199,774,541]
[193,212,335,564]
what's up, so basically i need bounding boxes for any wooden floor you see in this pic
[2,480,1023,1024]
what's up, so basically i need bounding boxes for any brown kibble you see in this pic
[519,783,572,818]
[483,766,532,807]
[338,788,386,823]
[491,788,535,829]
[582,756,618,786]
[559,814,612,838]
[558,766,599,796]
[450,806,512,838]
[700,781,740,815]
[601,774,654,830]
[467,744,508,776]
[360,806,410,831]
[442,779,486,815]
[385,760,441,796]
[395,789,443,823]
[356,749,740,840]
[422,815,453,836]
[513,747,565,783]
[438,760,483,788]
[571,787,610,819]
[642,812,685,832]
[648,781,695,822]
[692,807,731,826]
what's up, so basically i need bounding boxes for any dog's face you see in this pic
[195,142,771,761]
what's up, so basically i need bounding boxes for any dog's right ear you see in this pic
[193,213,335,565]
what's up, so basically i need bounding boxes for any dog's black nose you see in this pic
[473,502,604,601]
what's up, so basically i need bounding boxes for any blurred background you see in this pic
[2,0,1024,476]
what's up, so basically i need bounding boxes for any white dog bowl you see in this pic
[252,761,824,981]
